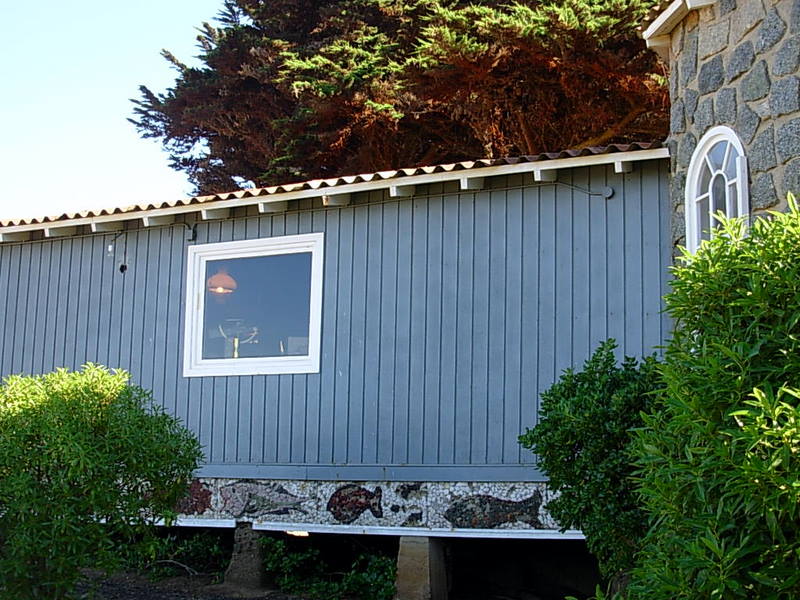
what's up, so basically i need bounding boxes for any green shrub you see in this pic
[339,553,397,600]
[262,535,396,600]
[121,527,231,581]
[629,201,800,599]
[0,365,203,599]
[519,340,659,583]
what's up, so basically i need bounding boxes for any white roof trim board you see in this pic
[0,145,669,241]
[642,0,717,48]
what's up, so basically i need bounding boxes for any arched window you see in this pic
[684,126,749,253]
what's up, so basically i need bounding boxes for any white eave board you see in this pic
[642,0,717,42]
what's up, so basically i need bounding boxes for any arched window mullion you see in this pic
[704,153,715,174]
[695,191,711,202]
[722,143,732,177]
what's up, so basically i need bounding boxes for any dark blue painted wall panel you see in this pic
[0,161,670,481]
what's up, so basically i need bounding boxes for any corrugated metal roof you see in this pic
[0,142,665,230]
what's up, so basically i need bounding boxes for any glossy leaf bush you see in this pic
[519,340,659,583]
[0,365,202,599]
[628,200,800,599]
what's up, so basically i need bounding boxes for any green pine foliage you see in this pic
[0,365,203,599]
[628,200,800,599]
[131,0,665,194]
[519,341,659,583]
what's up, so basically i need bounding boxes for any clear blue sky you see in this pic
[0,1,225,220]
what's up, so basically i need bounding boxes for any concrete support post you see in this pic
[395,536,448,600]
[224,522,264,589]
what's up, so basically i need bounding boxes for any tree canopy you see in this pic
[131,0,667,195]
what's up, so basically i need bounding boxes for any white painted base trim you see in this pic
[251,521,584,540]
[155,518,237,528]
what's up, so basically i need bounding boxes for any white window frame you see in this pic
[684,125,749,253]
[183,232,324,377]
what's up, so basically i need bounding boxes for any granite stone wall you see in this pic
[667,0,800,248]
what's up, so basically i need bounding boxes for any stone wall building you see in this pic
[644,0,800,250]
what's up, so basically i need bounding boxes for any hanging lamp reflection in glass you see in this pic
[207,268,238,294]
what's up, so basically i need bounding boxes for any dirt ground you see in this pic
[74,574,550,600]
[74,571,577,600]
[75,572,306,600]
[73,572,553,600]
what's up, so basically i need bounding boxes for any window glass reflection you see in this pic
[202,252,312,360]
[708,141,726,170]
[724,148,738,180]
[728,182,739,217]
[699,162,712,193]
[699,195,710,241]
[711,174,726,226]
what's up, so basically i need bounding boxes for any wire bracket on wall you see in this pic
[545,180,615,199]
[105,230,125,256]
[177,221,198,242]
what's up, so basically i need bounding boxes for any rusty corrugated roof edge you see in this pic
[0,142,666,230]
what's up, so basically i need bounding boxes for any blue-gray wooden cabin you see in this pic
[0,146,670,486]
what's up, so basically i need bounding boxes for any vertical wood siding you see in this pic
[0,161,670,481]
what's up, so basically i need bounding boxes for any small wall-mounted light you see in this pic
[285,531,310,537]
[207,269,237,294]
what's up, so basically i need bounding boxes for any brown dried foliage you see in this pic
[131,1,668,195]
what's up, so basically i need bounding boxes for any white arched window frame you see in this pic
[684,126,749,253]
